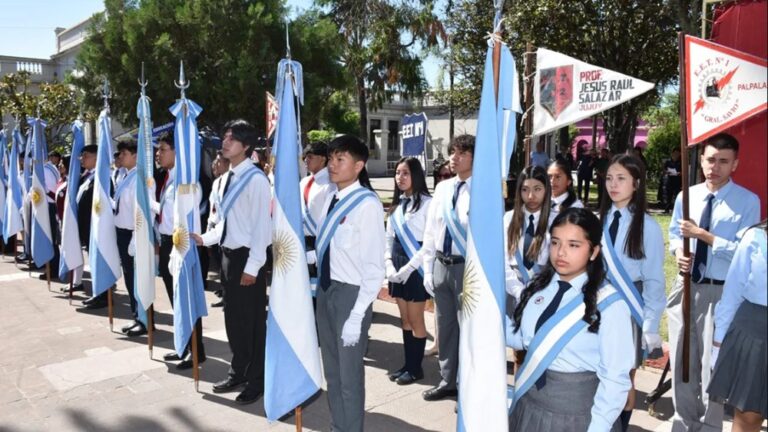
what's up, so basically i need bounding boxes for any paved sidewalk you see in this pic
[0,252,753,431]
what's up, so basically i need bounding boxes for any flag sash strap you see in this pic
[113,169,137,202]
[514,235,540,284]
[442,197,467,257]
[219,166,265,219]
[309,277,318,297]
[390,203,424,277]
[601,224,644,325]
[315,188,377,279]
[510,286,622,411]
[303,208,318,236]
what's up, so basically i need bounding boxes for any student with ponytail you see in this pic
[598,154,666,431]
[509,208,633,432]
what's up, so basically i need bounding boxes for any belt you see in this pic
[222,246,249,254]
[697,277,725,286]
[436,251,465,265]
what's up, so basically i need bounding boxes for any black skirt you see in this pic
[388,237,429,302]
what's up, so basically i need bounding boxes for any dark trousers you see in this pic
[47,203,60,274]
[198,245,210,291]
[595,178,606,206]
[577,175,591,204]
[159,234,204,357]
[221,246,267,391]
[116,228,136,318]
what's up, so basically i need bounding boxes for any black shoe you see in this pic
[121,321,140,333]
[38,273,56,281]
[214,289,223,297]
[422,386,457,401]
[15,253,30,263]
[82,296,102,306]
[126,324,148,337]
[163,352,182,362]
[387,367,406,382]
[210,299,224,308]
[212,377,247,393]
[235,388,263,405]
[82,298,107,309]
[60,284,85,293]
[176,354,206,370]
[395,370,423,385]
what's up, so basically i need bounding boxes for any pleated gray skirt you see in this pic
[509,370,621,432]
[708,301,767,417]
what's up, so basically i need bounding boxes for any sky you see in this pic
[0,0,442,87]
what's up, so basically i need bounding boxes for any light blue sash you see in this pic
[316,188,378,283]
[303,207,318,236]
[514,232,540,284]
[391,201,424,277]
[601,224,644,325]
[442,195,467,257]
[509,285,622,412]
[114,169,137,202]
[219,165,266,219]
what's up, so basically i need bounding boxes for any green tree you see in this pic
[317,0,446,141]
[73,0,346,134]
[644,93,681,184]
[0,72,36,124]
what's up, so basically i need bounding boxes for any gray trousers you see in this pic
[667,276,724,432]
[316,281,373,432]
[433,259,465,390]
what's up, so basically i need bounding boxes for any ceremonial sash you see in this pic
[316,188,377,283]
[303,207,318,236]
[601,224,644,325]
[76,173,94,203]
[219,165,266,219]
[391,202,424,277]
[113,169,136,202]
[309,276,318,298]
[514,231,540,284]
[509,285,622,411]
[442,196,467,257]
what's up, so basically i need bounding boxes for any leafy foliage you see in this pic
[644,93,681,184]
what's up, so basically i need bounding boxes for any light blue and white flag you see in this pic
[456,46,509,431]
[28,117,54,267]
[169,96,207,356]
[89,110,122,296]
[3,126,24,243]
[0,129,7,237]
[58,120,85,281]
[264,58,322,422]
[498,44,522,179]
[134,89,156,324]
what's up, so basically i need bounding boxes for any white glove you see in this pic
[305,250,317,265]
[385,260,397,279]
[389,264,415,284]
[710,345,720,370]
[341,311,364,347]
[423,273,435,297]
[642,333,663,352]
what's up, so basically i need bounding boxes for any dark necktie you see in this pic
[114,175,124,215]
[157,172,169,224]
[609,210,621,245]
[442,181,465,255]
[523,214,535,269]
[401,196,411,214]
[692,194,714,282]
[534,280,572,389]
[320,195,339,291]
[219,171,234,245]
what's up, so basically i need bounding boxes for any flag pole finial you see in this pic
[102,78,110,111]
[285,20,291,59]
[138,62,148,94]
[174,60,189,99]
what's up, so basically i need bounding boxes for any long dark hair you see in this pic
[513,208,606,333]
[599,154,647,259]
[389,157,431,215]
[549,158,577,210]
[507,166,552,260]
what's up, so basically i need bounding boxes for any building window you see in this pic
[369,119,381,150]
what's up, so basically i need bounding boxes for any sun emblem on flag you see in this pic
[172,225,189,253]
[272,230,297,276]
[93,198,102,214]
[30,188,42,205]
[460,259,481,319]
[135,208,144,229]
[146,177,154,188]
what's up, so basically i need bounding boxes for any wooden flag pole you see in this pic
[108,287,114,332]
[68,270,73,305]
[45,262,51,292]
[192,323,200,392]
[523,42,536,168]
[147,304,154,358]
[677,32,691,383]
[295,406,302,431]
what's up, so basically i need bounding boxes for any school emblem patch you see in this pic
[539,65,573,119]
[534,296,545,305]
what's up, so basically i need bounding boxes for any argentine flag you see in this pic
[0,129,7,238]
[456,46,509,431]
[58,121,85,281]
[134,91,157,316]
[3,126,24,243]
[169,97,207,356]
[28,117,54,267]
[89,110,122,296]
[498,44,522,179]
[264,58,322,421]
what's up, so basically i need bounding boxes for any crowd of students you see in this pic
[5,125,764,432]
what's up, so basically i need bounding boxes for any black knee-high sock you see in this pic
[619,409,632,431]
[409,336,427,376]
[400,329,413,372]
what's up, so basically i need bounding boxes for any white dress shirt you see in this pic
[207,175,226,230]
[422,176,471,275]
[113,167,136,230]
[300,167,333,236]
[503,208,553,298]
[319,180,385,316]
[551,192,584,215]
[201,160,272,276]
[385,193,432,269]
[150,168,176,235]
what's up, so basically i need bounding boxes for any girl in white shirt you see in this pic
[548,159,584,215]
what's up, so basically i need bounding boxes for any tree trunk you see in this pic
[357,76,368,144]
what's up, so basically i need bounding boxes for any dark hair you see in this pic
[222,119,259,149]
[81,144,98,155]
[449,134,475,156]
[599,154,647,259]
[548,158,577,210]
[704,133,739,155]
[433,160,451,185]
[514,208,606,333]
[328,134,373,190]
[157,131,175,149]
[507,166,551,261]
[48,151,61,158]
[388,157,431,216]
[304,141,329,159]
[117,141,138,154]
[60,156,70,170]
